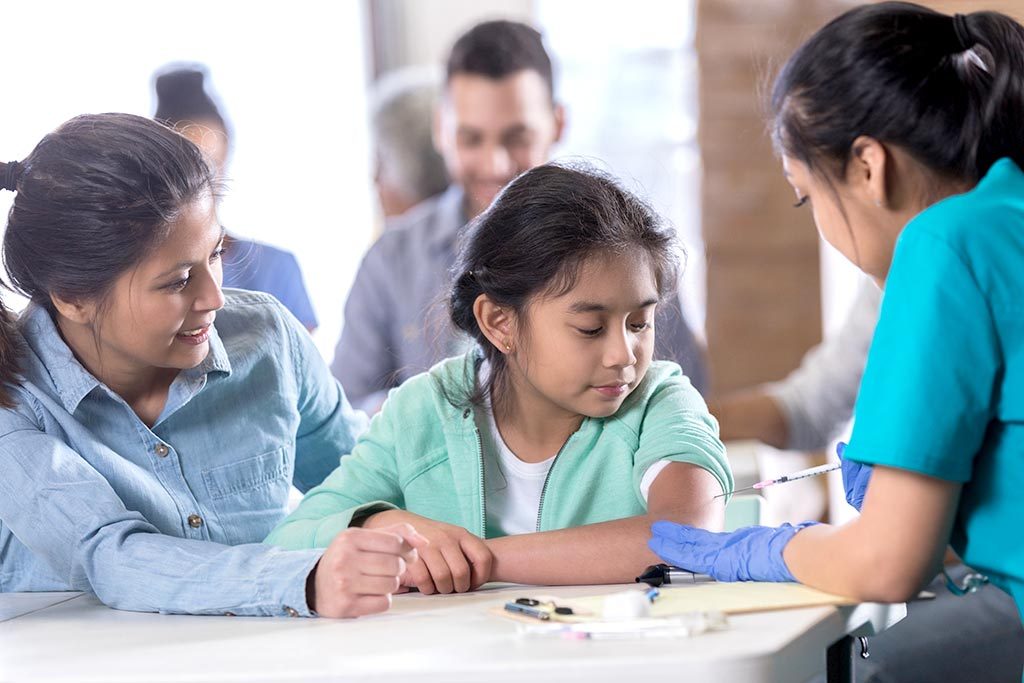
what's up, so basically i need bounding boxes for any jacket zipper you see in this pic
[473,424,487,538]
[534,431,578,532]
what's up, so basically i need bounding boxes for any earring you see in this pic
[504,341,512,353]
[874,199,882,208]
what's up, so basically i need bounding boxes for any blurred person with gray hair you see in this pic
[371,67,450,220]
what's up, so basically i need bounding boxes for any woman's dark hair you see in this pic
[447,161,681,411]
[771,2,1024,186]
[154,65,230,137]
[0,113,217,407]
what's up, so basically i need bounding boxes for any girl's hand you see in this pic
[308,523,426,618]
[362,510,493,594]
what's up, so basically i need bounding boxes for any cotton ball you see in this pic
[601,590,651,620]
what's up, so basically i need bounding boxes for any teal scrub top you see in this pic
[846,157,1024,623]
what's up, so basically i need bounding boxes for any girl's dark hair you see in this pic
[447,161,681,410]
[0,113,217,407]
[771,2,1024,185]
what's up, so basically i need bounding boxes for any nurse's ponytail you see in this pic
[771,2,1024,185]
[0,115,216,408]
[957,11,1024,179]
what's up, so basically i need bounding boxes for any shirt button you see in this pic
[284,606,300,618]
[154,443,169,457]
[187,514,204,528]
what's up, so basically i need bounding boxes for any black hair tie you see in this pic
[0,160,22,192]
[952,13,975,52]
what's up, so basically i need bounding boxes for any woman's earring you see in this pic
[874,199,882,208]
[504,341,512,353]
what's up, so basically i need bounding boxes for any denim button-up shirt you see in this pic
[0,290,366,616]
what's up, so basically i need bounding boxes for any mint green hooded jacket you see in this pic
[265,354,731,549]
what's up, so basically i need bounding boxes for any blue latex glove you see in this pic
[648,520,817,583]
[837,441,872,511]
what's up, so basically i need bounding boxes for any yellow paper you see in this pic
[566,582,856,617]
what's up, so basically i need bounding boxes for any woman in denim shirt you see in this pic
[0,114,422,618]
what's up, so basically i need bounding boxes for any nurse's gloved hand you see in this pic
[648,521,817,583]
[838,441,872,511]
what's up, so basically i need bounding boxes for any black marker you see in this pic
[635,563,710,587]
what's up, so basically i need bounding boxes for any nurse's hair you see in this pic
[447,161,681,412]
[771,2,1024,185]
[0,113,217,407]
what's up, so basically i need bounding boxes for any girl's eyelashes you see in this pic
[793,195,810,208]
[577,321,652,337]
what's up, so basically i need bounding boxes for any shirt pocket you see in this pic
[202,446,292,545]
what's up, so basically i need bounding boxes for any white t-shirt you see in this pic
[478,406,556,537]
[474,361,672,537]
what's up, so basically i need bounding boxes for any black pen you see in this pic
[635,563,709,587]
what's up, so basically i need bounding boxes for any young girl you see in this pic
[0,114,422,618]
[266,163,731,593]
[651,2,1024,635]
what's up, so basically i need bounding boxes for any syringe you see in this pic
[713,463,841,499]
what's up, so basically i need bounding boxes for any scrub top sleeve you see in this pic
[845,229,999,482]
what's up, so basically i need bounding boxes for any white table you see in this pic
[0,584,904,683]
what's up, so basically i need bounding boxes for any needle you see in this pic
[714,463,841,499]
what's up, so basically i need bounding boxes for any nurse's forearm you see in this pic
[783,466,960,602]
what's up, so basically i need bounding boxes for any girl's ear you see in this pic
[849,135,889,209]
[473,294,517,354]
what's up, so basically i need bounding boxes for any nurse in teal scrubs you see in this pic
[648,1,1024,637]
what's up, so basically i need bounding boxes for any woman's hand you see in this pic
[308,523,426,618]
[362,510,493,594]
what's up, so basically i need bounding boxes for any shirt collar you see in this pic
[18,303,232,415]
[183,321,232,381]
